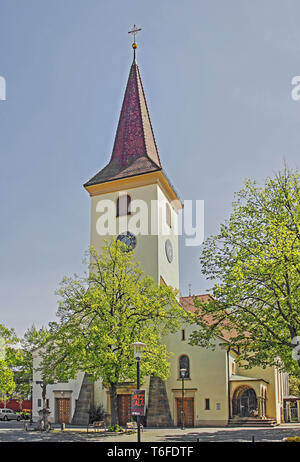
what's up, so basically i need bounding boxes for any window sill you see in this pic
[116,213,131,218]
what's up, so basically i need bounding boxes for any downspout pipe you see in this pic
[227,348,231,421]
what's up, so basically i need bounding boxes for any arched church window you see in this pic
[166,203,171,228]
[179,355,190,378]
[116,194,131,217]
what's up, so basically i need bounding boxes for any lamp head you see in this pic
[180,368,187,378]
[130,341,147,360]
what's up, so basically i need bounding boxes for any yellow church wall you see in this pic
[163,325,229,426]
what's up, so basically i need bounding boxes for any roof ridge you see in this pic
[135,63,161,168]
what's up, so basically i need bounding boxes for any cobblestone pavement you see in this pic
[0,422,300,442]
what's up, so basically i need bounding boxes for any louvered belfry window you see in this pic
[116,194,131,217]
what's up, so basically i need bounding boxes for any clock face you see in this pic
[116,231,136,251]
[165,239,173,263]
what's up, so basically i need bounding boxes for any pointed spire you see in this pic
[111,60,161,168]
[85,46,161,187]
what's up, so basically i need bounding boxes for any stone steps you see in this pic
[228,418,278,427]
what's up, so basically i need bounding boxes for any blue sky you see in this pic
[0,0,299,335]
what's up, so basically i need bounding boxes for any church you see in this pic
[32,33,292,428]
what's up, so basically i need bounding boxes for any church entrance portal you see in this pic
[232,387,257,417]
[176,398,194,427]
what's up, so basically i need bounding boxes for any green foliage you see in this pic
[107,424,124,432]
[0,359,15,397]
[89,404,105,423]
[21,325,49,376]
[12,325,50,400]
[39,240,186,422]
[0,323,20,366]
[0,323,20,399]
[190,168,300,374]
[0,323,49,402]
[289,376,300,396]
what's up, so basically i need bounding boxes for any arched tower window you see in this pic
[166,203,171,228]
[116,194,131,217]
[179,355,190,378]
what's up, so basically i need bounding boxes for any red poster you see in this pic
[131,389,145,416]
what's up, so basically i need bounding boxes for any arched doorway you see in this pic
[232,386,257,417]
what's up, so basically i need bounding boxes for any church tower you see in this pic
[84,36,182,290]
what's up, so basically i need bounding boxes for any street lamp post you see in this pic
[29,379,33,424]
[130,342,147,443]
[180,368,187,430]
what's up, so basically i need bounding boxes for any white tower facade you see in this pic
[84,55,182,290]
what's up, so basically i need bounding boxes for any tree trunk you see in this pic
[109,383,118,426]
[41,383,49,430]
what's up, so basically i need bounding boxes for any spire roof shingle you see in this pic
[84,59,162,187]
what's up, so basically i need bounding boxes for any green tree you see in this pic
[12,326,50,406]
[0,324,20,401]
[190,169,300,374]
[0,323,49,409]
[289,376,300,396]
[0,360,15,399]
[39,241,185,424]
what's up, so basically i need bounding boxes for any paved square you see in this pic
[0,422,300,442]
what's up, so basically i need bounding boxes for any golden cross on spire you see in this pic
[128,24,142,44]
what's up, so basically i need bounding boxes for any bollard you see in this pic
[61,422,65,431]
[24,423,28,432]
[252,435,255,443]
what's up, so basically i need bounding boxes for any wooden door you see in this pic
[117,395,131,426]
[176,398,194,427]
[56,398,71,424]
